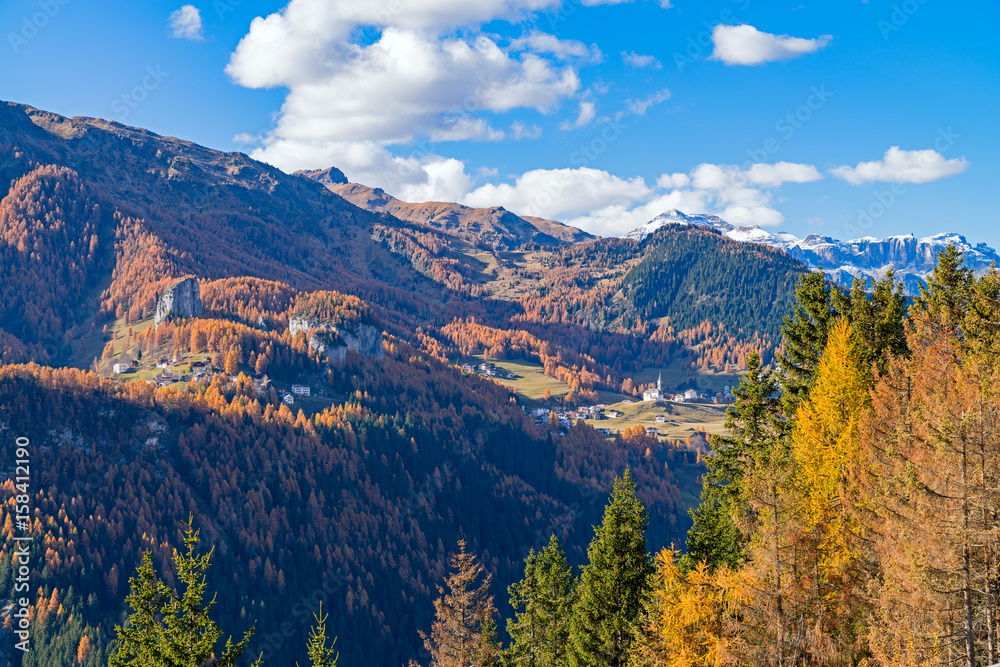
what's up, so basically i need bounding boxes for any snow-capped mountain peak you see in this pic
[625,210,999,294]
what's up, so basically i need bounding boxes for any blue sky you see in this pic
[2,0,997,244]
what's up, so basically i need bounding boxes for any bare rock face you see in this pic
[289,315,384,361]
[155,277,202,325]
[307,329,348,366]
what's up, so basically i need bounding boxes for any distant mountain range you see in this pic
[626,209,1000,294]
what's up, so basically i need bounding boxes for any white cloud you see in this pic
[460,161,820,236]
[430,117,505,143]
[560,101,597,130]
[621,50,662,69]
[228,0,583,176]
[830,146,969,185]
[626,88,671,115]
[656,172,690,189]
[710,24,830,65]
[463,168,650,219]
[169,5,203,41]
[510,121,542,140]
[745,161,822,186]
[232,132,259,144]
[509,31,602,62]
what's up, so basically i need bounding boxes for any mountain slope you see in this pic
[0,100,713,667]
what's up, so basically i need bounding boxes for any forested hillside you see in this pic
[0,100,830,667]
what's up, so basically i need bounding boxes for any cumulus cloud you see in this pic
[830,146,969,185]
[745,161,822,186]
[710,24,831,65]
[227,0,586,175]
[463,168,650,219]
[460,161,821,236]
[169,5,203,40]
[621,50,661,69]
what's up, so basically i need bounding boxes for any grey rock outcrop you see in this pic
[155,277,202,325]
[289,315,384,361]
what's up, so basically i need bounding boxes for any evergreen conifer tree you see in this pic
[504,534,577,667]
[108,517,261,667]
[683,351,786,571]
[568,470,652,667]
[298,604,338,667]
[778,270,838,411]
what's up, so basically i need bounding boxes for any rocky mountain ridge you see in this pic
[626,209,999,293]
[307,179,593,249]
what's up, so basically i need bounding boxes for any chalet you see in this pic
[292,384,311,397]
[282,393,295,405]
[646,427,659,436]
[672,393,686,403]
[191,360,207,369]
[597,428,612,436]
[606,410,621,419]
[156,358,170,369]
[654,415,666,424]
[113,362,131,374]
[154,371,181,387]
[461,364,474,373]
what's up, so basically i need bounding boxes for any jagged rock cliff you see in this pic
[155,277,202,325]
[289,315,383,361]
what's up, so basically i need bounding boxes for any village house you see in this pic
[683,388,699,401]
[655,414,666,424]
[282,393,295,405]
[113,362,132,374]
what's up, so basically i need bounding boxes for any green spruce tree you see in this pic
[504,535,577,667]
[910,244,975,342]
[298,604,338,667]
[683,351,787,571]
[568,470,652,667]
[778,270,838,411]
[832,270,908,377]
[108,517,261,667]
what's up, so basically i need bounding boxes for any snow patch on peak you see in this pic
[623,210,998,295]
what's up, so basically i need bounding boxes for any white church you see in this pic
[643,373,664,402]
